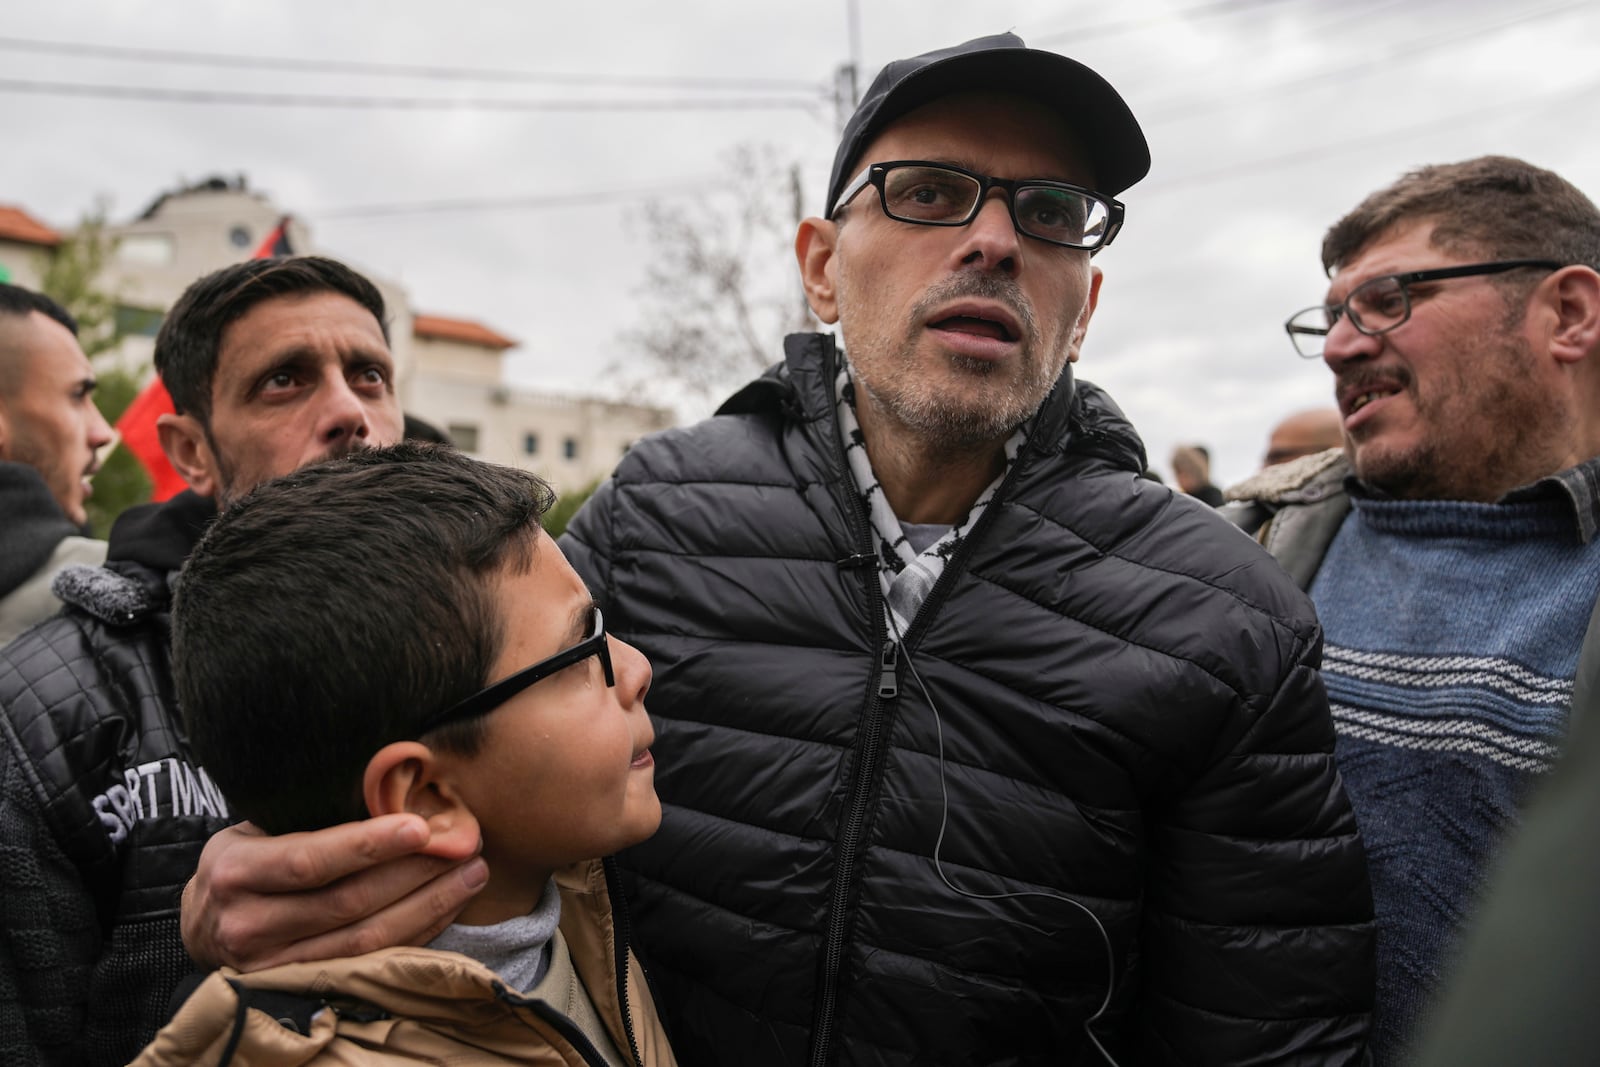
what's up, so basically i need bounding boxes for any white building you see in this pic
[409,313,674,490]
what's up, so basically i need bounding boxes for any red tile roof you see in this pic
[412,313,517,350]
[0,205,62,247]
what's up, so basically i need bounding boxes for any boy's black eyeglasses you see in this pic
[421,606,614,733]
[830,160,1125,252]
[1284,259,1565,359]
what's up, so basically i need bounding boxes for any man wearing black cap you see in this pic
[181,34,1373,1066]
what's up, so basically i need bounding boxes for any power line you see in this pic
[0,78,823,113]
[0,34,822,93]
[1029,0,1305,46]
[1141,0,1592,121]
[1163,76,1600,189]
[312,180,722,220]
[313,72,1598,227]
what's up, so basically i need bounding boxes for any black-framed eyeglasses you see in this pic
[1284,259,1565,359]
[830,160,1125,253]
[420,606,614,734]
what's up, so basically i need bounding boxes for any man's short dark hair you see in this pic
[173,443,556,835]
[0,283,78,335]
[1322,155,1600,276]
[154,256,388,427]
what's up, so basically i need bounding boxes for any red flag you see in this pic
[115,216,296,500]
[114,376,187,501]
[250,216,294,259]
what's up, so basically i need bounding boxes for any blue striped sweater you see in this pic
[1312,491,1600,1063]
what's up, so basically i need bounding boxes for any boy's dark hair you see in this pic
[154,256,389,427]
[0,282,78,334]
[174,442,555,835]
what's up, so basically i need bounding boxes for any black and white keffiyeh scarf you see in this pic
[834,362,1026,637]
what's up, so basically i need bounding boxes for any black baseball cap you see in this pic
[825,32,1151,218]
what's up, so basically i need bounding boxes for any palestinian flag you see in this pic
[250,216,294,259]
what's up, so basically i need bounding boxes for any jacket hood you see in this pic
[52,490,218,626]
[0,461,81,594]
[716,332,1148,475]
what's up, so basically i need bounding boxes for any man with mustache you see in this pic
[0,284,113,643]
[182,35,1374,1065]
[1225,155,1600,1063]
[0,256,404,1067]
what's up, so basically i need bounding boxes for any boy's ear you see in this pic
[363,741,482,862]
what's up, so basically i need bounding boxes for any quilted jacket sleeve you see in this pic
[1137,633,1375,1065]
[0,729,100,1067]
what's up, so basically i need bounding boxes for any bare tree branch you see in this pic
[618,142,815,405]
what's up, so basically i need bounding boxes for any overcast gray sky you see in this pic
[4,0,1597,487]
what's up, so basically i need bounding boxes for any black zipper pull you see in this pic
[878,640,899,699]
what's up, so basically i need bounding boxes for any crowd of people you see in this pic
[2,29,1598,1067]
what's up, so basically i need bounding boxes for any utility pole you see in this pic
[832,62,857,135]
[833,0,862,135]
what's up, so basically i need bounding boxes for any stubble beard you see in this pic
[7,431,86,526]
[839,271,1068,457]
[209,433,374,511]
[1348,326,1569,501]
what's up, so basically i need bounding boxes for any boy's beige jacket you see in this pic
[130,859,678,1067]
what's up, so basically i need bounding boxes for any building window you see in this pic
[228,225,254,249]
[448,423,480,452]
[523,432,539,456]
[563,437,579,460]
[116,233,175,266]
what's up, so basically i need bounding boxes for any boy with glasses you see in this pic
[132,443,675,1067]
[1224,154,1600,1063]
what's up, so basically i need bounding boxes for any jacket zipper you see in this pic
[490,858,644,1066]
[807,355,1043,1064]
[604,855,646,1066]
[808,337,899,1067]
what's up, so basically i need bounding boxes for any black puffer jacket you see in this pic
[561,333,1374,1067]
[0,491,227,1067]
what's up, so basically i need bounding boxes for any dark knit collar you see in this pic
[1504,453,1600,545]
[1347,452,1600,544]
[0,461,80,595]
[105,490,217,575]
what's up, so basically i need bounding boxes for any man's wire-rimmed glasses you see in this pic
[1284,259,1566,359]
[420,606,614,734]
[830,160,1125,252]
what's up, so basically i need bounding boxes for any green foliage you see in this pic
[85,368,153,536]
[37,205,121,358]
[544,480,599,539]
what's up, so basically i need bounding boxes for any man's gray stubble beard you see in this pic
[841,272,1067,455]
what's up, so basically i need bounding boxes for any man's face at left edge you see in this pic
[0,310,114,526]
[162,290,405,505]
